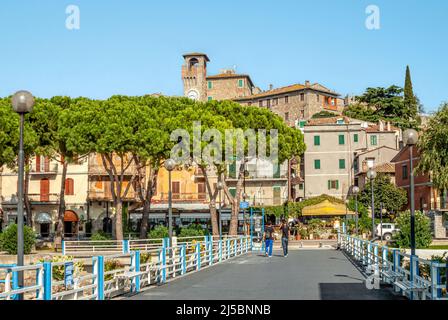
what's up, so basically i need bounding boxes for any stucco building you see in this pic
[303,117,400,200]
[1,155,89,238]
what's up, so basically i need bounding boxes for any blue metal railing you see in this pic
[338,229,447,300]
[0,235,251,300]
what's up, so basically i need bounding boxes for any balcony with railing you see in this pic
[30,163,58,175]
[88,181,138,201]
[88,164,138,176]
[88,153,138,176]
[152,192,208,203]
[226,170,288,181]
[28,193,60,204]
[1,193,60,204]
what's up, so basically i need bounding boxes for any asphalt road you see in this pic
[126,248,404,300]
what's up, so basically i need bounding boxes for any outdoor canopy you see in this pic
[35,212,52,224]
[301,200,355,217]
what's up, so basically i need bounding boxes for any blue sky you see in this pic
[1,0,447,112]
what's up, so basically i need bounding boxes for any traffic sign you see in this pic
[239,201,250,209]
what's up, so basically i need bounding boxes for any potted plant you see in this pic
[299,228,308,240]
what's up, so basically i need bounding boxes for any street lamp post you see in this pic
[11,91,35,300]
[242,192,247,236]
[404,129,418,256]
[380,204,386,244]
[367,168,377,241]
[352,186,360,236]
[164,158,176,248]
[217,181,223,238]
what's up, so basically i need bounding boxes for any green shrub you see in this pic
[104,259,123,281]
[38,255,84,281]
[0,224,35,254]
[91,231,112,241]
[147,225,169,240]
[394,210,432,249]
[179,224,208,239]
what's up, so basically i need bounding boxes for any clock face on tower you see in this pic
[187,89,200,101]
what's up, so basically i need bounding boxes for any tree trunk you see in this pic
[139,167,158,239]
[55,160,68,246]
[200,165,220,237]
[24,157,32,227]
[228,162,245,236]
[115,200,123,240]
[209,200,219,237]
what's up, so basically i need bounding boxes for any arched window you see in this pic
[189,58,199,70]
[65,178,74,195]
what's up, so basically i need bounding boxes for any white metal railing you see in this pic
[0,264,45,300]
[1,235,251,300]
[338,231,447,300]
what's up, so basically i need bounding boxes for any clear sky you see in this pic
[1,0,447,112]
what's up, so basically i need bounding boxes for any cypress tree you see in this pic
[404,65,418,120]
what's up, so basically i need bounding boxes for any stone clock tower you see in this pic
[182,53,209,101]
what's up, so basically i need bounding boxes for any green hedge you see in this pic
[0,224,36,254]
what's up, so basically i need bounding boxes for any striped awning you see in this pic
[302,200,355,217]
[35,212,52,224]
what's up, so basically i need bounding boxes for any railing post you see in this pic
[123,240,130,254]
[233,239,237,257]
[430,262,439,300]
[93,256,104,300]
[161,247,167,283]
[245,237,249,253]
[181,244,186,275]
[36,265,44,300]
[392,249,399,272]
[367,242,372,266]
[410,255,419,300]
[196,243,201,271]
[219,240,223,262]
[43,261,52,300]
[132,251,140,293]
[209,237,213,266]
[61,240,66,255]
[382,246,388,269]
[373,244,379,265]
[227,239,231,259]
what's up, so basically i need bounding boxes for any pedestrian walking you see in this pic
[264,221,274,257]
[280,219,290,257]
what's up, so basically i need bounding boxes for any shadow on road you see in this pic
[319,283,404,300]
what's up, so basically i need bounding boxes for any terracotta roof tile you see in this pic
[234,82,339,101]
[306,116,350,126]
[358,162,395,174]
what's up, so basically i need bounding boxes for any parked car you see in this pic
[375,223,400,241]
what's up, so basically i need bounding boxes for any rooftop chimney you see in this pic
[362,160,368,173]
[305,80,311,87]
[379,120,384,132]
[269,84,274,90]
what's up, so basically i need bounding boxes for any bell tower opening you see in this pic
[182,53,210,101]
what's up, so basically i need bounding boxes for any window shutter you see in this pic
[328,180,331,190]
[36,156,41,172]
[229,161,236,178]
[339,135,345,145]
[336,180,339,190]
[354,134,358,143]
[229,188,236,198]
[273,163,280,178]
